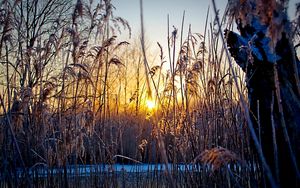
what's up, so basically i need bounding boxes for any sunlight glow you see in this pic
[146,99,156,110]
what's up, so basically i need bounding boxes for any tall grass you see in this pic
[3,0,298,187]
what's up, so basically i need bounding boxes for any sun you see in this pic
[146,99,156,110]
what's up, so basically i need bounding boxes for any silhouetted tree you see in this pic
[226,0,300,187]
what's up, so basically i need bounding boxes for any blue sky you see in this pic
[113,0,298,54]
[114,0,226,49]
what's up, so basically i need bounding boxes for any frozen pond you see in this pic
[12,162,258,178]
[0,162,261,188]
[15,164,199,178]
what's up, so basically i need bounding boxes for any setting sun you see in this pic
[146,99,156,110]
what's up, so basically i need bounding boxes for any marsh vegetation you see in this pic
[0,0,299,187]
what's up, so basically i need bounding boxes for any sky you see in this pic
[113,0,298,55]
[114,0,226,52]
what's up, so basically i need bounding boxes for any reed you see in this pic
[0,0,298,187]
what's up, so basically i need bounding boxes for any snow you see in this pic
[249,17,281,63]
[14,164,198,178]
[234,16,282,63]
[12,163,256,178]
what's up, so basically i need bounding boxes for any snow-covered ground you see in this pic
[11,162,258,178]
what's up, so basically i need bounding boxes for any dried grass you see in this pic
[193,146,241,172]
